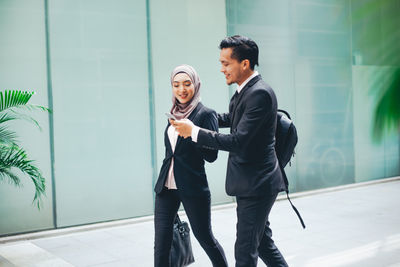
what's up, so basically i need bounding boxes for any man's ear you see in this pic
[242,59,250,70]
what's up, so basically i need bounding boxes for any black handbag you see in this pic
[170,215,195,267]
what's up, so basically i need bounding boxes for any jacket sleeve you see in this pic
[197,110,219,163]
[218,113,231,128]
[197,89,272,153]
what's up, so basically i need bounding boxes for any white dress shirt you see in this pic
[165,125,178,189]
[191,71,259,142]
[236,71,259,94]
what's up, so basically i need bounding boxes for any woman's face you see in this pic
[172,73,195,104]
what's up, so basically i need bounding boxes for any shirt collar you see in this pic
[237,71,259,93]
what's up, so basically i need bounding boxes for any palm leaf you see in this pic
[0,167,21,187]
[0,144,46,209]
[0,126,18,145]
[0,90,34,112]
[373,69,400,141]
[0,110,42,130]
[5,104,50,113]
[0,90,50,113]
[0,90,49,210]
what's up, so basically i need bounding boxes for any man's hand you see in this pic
[171,119,194,139]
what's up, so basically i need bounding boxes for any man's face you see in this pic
[219,48,244,85]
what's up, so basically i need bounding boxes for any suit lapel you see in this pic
[164,124,173,154]
[231,75,261,126]
[229,92,237,113]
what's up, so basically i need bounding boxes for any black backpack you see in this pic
[276,109,298,170]
[275,109,305,229]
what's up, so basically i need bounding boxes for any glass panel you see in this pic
[0,0,53,235]
[150,0,232,204]
[352,66,400,181]
[294,1,355,190]
[49,0,153,227]
[351,0,400,182]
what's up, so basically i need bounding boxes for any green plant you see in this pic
[0,90,50,209]
[351,0,400,142]
[373,70,400,142]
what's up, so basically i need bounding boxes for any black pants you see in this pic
[154,188,228,267]
[235,193,288,267]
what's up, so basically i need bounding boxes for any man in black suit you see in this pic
[173,35,288,266]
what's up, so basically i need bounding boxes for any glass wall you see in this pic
[0,0,398,236]
[226,0,400,192]
[48,0,154,227]
[351,0,400,181]
[0,0,54,235]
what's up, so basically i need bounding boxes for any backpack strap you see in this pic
[277,109,291,120]
[281,166,306,229]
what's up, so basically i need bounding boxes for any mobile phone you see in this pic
[165,113,178,121]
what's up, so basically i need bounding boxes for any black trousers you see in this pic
[154,188,228,267]
[235,193,288,267]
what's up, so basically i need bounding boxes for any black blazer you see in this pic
[154,102,218,197]
[197,75,286,197]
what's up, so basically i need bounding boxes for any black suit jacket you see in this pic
[154,102,219,197]
[197,75,286,197]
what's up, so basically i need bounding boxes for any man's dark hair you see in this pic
[219,35,259,70]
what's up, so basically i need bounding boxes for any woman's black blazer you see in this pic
[154,102,218,196]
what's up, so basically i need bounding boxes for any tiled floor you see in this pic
[1,178,400,266]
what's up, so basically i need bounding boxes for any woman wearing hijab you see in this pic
[154,64,228,267]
